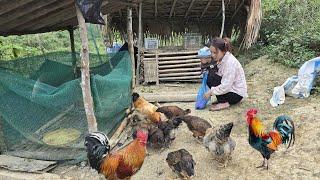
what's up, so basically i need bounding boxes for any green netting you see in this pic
[0,51,132,162]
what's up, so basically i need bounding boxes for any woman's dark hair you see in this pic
[209,37,232,52]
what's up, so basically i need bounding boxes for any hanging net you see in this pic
[0,51,132,162]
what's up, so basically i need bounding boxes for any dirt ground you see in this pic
[12,56,320,180]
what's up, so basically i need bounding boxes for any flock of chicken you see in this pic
[84,92,295,179]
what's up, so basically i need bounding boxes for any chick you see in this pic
[166,149,195,179]
[203,122,236,167]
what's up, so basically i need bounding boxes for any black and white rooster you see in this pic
[84,132,110,171]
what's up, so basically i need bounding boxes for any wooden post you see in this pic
[220,0,225,38]
[156,50,159,85]
[68,28,77,78]
[127,6,135,88]
[136,2,142,86]
[75,4,98,133]
[0,116,7,154]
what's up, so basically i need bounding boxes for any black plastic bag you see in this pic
[76,0,105,25]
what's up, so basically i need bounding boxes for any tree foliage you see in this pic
[0,25,106,61]
[260,0,320,67]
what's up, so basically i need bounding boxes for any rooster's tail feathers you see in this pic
[85,132,111,171]
[132,92,140,102]
[216,122,234,141]
[273,115,295,148]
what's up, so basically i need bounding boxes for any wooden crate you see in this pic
[183,33,202,50]
[143,50,201,84]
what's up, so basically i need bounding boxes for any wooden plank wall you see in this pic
[143,51,201,83]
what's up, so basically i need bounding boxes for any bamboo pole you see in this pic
[220,0,225,38]
[68,28,77,78]
[136,2,142,86]
[75,5,97,133]
[127,7,135,88]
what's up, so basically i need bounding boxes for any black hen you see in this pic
[84,132,110,171]
[166,149,196,178]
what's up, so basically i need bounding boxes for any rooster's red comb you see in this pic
[246,108,258,116]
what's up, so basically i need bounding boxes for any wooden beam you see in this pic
[6,0,73,31]
[159,75,200,81]
[159,71,201,77]
[0,0,59,27]
[75,4,98,133]
[159,67,201,73]
[136,2,142,86]
[135,6,139,18]
[68,28,78,78]
[220,0,225,38]
[127,7,136,88]
[0,0,34,16]
[139,93,197,102]
[25,4,76,29]
[154,0,158,18]
[185,0,196,18]
[215,0,231,18]
[16,0,109,32]
[169,0,178,18]
[231,0,245,20]
[200,0,213,18]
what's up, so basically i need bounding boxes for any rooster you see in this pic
[132,92,161,123]
[246,108,295,169]
[166,149,195,179]
[156,105,191,120]
[85,128,148,179]
[203,122,236,167]
[174,115,212,140]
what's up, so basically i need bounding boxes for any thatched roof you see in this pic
[110,0,261,48]
[0,0,136,36]
[0,0,261,48]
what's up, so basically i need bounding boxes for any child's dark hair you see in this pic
[209,37,232,52]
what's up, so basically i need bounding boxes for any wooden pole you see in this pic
[75,4,97,133]
[68,28,77,78]
[220,0,225,38]
[127,6,135,88]
[154,0,158,18]
[169,0,178,18]
[0,116,7,154]
[201,0,213,18]
[136,2,142,86]
[156,50,159,85]
[185,0,196,18]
